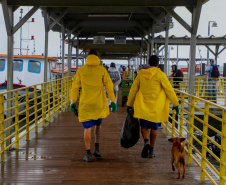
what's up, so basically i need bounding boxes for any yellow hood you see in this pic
[85,55,100,66]
[139,67,159,80]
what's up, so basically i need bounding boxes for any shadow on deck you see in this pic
[1,96,214,185]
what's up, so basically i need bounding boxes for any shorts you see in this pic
[140,119,161,130]
[82,119,102,129]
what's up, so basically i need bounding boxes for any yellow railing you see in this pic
[164,89,226,185]
[0,75,73,162]
[169,76,226,104]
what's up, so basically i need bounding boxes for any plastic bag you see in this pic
[120,109,140,148]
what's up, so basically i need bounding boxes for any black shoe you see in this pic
[83,152,93,162]
[93,145,102,158]
[141,144,151,158]
[148,147,155,158]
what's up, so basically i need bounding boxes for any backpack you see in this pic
[211,65,220,78]
[177,69,184,81]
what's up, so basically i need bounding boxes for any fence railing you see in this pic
[164,89,226,185]
[168,76,226,104]
[0,76,73,162]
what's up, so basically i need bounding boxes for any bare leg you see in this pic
[141,127,149,140]
[94,125,101,143]
[150,129,157,147]
[84,128,92,150]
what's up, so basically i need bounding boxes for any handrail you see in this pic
[164,89,226,185]
[0,75,73,162]
[168,76,226,104]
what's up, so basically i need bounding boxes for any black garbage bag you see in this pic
[120,109,140,148]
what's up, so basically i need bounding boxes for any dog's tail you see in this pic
[180,140,187,153]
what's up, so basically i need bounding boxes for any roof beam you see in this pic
[164,7,192,33]
[13,6,39,34]
[6,0,201,7]
[145,8,165,30]
[49,7,70,30]
[1,0,13,36]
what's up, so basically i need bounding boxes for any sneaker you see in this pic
[93,145,102,158]
[141,144,151,158]
[148,147,155,158]
[83,152,93,162]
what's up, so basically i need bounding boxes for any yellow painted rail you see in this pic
[168,76,226,104]
[0,75,73,162]
[164,89,226,185]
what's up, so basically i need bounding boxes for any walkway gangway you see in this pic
[0,77,225,184]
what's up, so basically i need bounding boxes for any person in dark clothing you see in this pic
[171,65,182,89]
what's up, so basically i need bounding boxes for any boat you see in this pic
[0,54,60,90]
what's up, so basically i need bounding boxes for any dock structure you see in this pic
[0,95,214,185]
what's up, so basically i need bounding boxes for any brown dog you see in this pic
[168,137,186,179]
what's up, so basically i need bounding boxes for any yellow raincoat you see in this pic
[71,55,115,122]
[127,67,179,123]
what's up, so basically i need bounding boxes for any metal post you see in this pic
[61,24,65,78]
[19,8,23,55]
[151,22,155,56]
[5,5,14,147]
[189,38,197,95]
[67,31,71,77]
[140,38,143,68]
[164,14,170,75]
[155,44,158,56]
[44,31,48,82]
[147,27,150,63]
[76,36,79,71]
[43,8,49,82]
[177,45,179,66]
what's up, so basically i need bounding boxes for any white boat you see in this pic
[0,54,63,90]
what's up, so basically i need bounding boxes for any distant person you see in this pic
[126,55,179,158]
[205,59,220,103]
[70,49,117,162]
[171,65,183,91]
[108,62,121,103]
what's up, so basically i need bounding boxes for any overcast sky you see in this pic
[0,1,225,66]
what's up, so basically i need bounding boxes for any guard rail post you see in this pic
[53,80,56,117]
[61,78,63,111]
[179,93,185,138]
[25,88,29,141]
[188,97,195,164]
[0,94,5,162]
[41,84,45,127]
[34,86,38,133]
[172,110,176,137]
[200,102,209,182]
[15,91,19,149]
[47,82,51,121]
[57,79,60,114]
[219,109,226,185]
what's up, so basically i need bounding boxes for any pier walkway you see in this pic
[1,99,214,184]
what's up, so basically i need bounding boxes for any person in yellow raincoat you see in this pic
[126,55,179,158]
[70,49,117,162]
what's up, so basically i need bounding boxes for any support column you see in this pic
[67,31,71,77]
[3,4,14,147]
[140,38,143,68]
[147,27,151,63]
[76,36,79,71]
[164,14,170,75]
[150,22,155,56]
[155,44,158,56]
[61,23,65,78]
[189,34,197,95]
[43,8,50,82]
[215,45,219,65]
